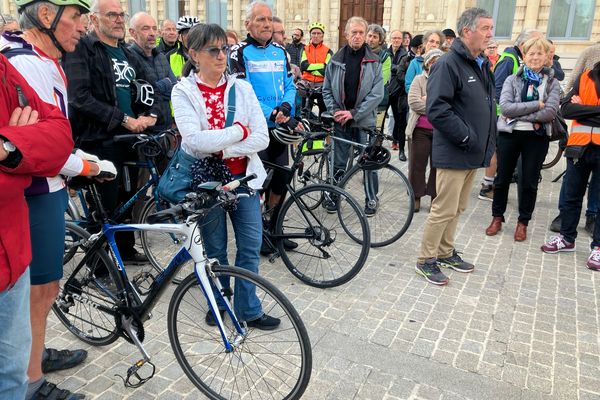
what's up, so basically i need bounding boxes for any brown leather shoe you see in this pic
[514,222,527,242]
[485,216,503,236]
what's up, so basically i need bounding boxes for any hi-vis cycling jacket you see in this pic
[228,35,296,128]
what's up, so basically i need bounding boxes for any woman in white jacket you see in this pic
[171,23,278,330]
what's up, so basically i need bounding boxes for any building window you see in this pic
[548,0,595,39]
[206,0,227,27]
[477,0,516,39]
[164,0,179,21]
[128,0,145,15]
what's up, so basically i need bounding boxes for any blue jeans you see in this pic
[560,146,600,248]
[200,185,263,321]
[333,123,378,203]
[558,166,599,216]
[0,268,31,400]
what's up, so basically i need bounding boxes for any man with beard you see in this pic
[286,27,303,66]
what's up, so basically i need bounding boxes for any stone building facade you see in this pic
[2,0,598,68]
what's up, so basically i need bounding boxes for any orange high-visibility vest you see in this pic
[301,43,332,83]
[568,70,600,146]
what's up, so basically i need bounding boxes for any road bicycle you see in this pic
[261,129,371,288]
[294,112,415,247]
[66,130,191,282]
[57,174,312,399]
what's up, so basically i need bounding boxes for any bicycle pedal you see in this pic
[116,358,156,388]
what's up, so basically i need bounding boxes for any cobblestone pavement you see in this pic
[47,152,600,400]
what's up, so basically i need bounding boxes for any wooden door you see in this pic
[339,0,385,48]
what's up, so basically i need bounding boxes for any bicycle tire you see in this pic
[53,222,122,346]
[139,197,192,282]
[339,163,414,247]
[167,268,312,400]
[542,141,563,169]
[275,184,370,288]
[291,150,330,209]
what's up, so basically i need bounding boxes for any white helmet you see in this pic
[272,127,303,145]
[176,15,199,33]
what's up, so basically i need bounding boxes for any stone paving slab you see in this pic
[46,154,600,399]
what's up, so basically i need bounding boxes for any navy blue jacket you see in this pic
[426,38,497,169]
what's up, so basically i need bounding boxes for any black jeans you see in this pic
[560,145,600,247]
[390,96,408,150]
[492,131,549,224]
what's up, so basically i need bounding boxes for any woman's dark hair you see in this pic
[402,31,412,40]
[181,23,228,77]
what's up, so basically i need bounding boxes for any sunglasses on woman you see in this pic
[201,44,229,57]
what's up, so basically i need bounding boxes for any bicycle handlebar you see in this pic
[146,173,257,224]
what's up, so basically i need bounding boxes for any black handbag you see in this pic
[157,84,236,204]
[549,113,568,142]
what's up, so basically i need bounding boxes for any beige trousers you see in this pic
[418,168,477,263]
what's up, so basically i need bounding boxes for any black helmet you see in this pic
[358,146,390,170]
[130,79,155,116]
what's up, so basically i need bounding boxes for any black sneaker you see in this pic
[549,214,561,233]
[415,259,449,285]
[122,250,149,265]
[398,149,407,161]
[260,239,275,256]
[585,214,596,236]
[438,250,475,273]
[42,348,88,374]
[478,184,493,201]
[283,239,298,250]
[31,380,86,400]
[205,309,226,327]
[245,314,281,330]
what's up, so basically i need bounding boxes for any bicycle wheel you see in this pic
[275,184,370,288]
[542,140,564,169]
[139,197,191,282]
[53,223,122,346]
[168,267,312,400]
[340,164,414,247]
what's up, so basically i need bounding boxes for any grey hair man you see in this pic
[156,18,178,53]
[415,7,496,285]
[322,15,384,216]
[0,14,19,33]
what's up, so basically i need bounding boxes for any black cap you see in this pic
[442,28,456,38]
[410,34,423,48]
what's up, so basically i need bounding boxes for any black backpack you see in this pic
[388,53,413,99]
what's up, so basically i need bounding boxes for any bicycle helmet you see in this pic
[358,146,391,170]
[272,127,302,145]
[308,22,325,33]
[130,79,155,116]
[295,80,310,98]
[176,16,199,33]
[16,0,91,55]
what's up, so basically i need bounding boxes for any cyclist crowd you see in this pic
[1,0,599,399]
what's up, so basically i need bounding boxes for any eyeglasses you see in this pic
[273,30,285,35]
[97,12,129,22]
[200,44,229,57]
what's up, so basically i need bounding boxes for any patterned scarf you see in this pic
[521,66,542,102]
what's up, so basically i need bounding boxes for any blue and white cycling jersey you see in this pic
[229,35,296,128]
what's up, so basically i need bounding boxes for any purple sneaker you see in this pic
[587,247,600,271]
[541,235,575,254]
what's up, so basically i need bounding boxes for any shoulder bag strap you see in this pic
[225,83,236,127]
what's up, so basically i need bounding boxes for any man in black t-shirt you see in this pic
[63,0,158,263]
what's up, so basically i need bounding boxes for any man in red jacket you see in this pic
[0,53,73,399]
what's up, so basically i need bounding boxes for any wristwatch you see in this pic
[122,114,129,125]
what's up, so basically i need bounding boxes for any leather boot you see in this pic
[514,222,527,242]
[485,216,503,236]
